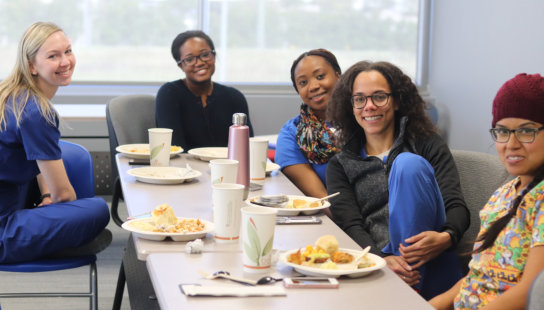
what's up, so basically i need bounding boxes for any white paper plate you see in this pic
[265,162,280,176]
[187,147,228,161]
[116,143,183,159]
[127,166,202,184]
[122,217,214,241]
[246,194,330,216]
[279,248,385,278]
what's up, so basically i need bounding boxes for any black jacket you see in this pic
[326,117,469,256]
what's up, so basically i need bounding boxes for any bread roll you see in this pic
[315,235,339,254]
[152,204,177,226]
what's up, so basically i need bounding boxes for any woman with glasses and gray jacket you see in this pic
[156,30,253,151]
[326,60,469,299]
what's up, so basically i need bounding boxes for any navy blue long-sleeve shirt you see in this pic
[156,79,254,151]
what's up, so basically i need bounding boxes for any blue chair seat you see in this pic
[0,141,103,310]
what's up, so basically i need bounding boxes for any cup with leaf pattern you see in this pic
[249,138,269,185]
[241,205,277,273]
[148,128,173,167]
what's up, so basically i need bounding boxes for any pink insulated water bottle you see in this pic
[228,113,250,199]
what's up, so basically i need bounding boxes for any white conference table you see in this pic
[116,153,432,310]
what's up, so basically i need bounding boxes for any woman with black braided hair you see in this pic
[275,49,342,217]
[430,73,544,309]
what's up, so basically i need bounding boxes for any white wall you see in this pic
[428,0,544,154]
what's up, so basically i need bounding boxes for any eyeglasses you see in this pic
[489,127,544,143]
[351,92,392,109]
[177,50,216,66]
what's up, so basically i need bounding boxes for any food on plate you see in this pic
[129,204,206,233]
[127,145,181,153]
[315,235,339,254]
[286,235,374,269]
[130,220,155,232]
[357,255,374,269]
[285,198,321,209]
[320,261,338,269]
[331,251,354,264]
[152,204,177,226]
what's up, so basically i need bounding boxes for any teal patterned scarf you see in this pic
[295,104,340,164]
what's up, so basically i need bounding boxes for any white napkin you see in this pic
[180,284,286,297]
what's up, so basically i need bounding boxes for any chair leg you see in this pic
[111,177,125,227]
[90,261,98,310]
[112,260,126,310]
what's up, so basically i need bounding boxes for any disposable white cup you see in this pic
[241,206,277,273]
[209,159,239,185]
[148,128,173,167]
[212,183,245,243]
[249,138,269,185]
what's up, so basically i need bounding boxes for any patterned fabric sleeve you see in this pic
[530,180,544,248]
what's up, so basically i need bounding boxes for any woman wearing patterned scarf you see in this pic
[275,49,341,216]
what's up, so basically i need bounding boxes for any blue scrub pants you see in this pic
[0,197,109,264]
[382,153,462,299]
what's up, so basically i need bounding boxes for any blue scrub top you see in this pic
[0,96,61,216]
[275,115,328,186]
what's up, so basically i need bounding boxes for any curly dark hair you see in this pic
[327,60,436,145]
[290,48,341,93]
[171,30,215,64]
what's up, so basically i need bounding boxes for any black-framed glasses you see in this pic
[351,92,392,109]
[489,127,544,143]
[177,50,216,66]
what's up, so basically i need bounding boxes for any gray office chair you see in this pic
[527,269,544,309]
[106,94,156,227]
[451,149,511,274]
[106,94,159,310]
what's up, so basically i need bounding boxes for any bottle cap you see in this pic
[232,113,247,125]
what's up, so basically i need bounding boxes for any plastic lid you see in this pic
[232,113,247,125]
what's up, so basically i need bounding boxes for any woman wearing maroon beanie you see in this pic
[430,73,544,309]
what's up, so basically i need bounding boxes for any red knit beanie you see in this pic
[492,73,544,127]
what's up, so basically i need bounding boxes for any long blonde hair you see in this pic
[0,21,63,131]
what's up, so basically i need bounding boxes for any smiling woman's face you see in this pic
[30,31,75,99]
[352,70,398,143]
[293,55,339,118]
[494,117,544,189]
[178,37,215,84]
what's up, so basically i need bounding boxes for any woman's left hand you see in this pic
[399,231,451,269]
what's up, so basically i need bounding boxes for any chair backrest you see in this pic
[451,149,512,274]
[425,101,450,143]
[106,94,156,180]
[59,140,95,198]
[527,269,544,309]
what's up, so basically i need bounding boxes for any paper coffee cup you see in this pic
[210,159,239,185]
[212,183,244,243]
[148,128,173,167]
[249,138,269,185]
[241,206,277,273]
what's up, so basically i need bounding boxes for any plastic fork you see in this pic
[179,163,194,178]
[198,270,257,286]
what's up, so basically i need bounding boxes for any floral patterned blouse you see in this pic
[454,178,544,309]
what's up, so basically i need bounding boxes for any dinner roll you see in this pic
[152,204,178,226]
[315,235,339,254]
